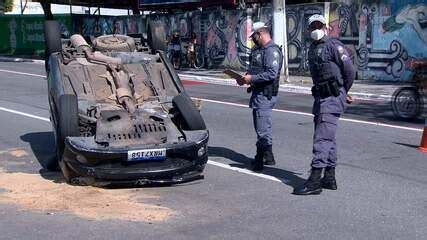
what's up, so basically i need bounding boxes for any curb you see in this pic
[178,73,392,101]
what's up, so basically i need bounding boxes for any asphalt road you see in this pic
[0,62,426,240]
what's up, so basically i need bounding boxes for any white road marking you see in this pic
[0,107,50,122]
[0,69,46,79]
[193,97,423,132]
[207,160,283,183]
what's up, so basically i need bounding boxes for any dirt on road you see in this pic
[0,160,174,223]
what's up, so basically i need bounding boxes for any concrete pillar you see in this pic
[272,0,289,82]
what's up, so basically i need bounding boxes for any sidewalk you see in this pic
[178,69,405,101]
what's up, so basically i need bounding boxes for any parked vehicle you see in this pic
[43,21,208,186]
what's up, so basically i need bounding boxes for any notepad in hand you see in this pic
[223,69,244,80]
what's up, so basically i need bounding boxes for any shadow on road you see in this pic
[208,146,305,188]
[345,101,425,125]
[19,131,64,183]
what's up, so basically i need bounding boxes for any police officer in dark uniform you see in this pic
[239,22,283,172]
[293,15,355,195]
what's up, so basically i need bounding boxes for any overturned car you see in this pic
[44,21,208,185]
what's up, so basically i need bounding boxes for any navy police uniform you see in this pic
[248,40,283,152]
[308,36,355,169]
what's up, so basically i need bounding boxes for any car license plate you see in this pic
[127,148,166,162]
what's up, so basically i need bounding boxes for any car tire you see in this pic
[172,93,206,130]
[44,20,62,71]
[93,35,136,52]
[55,94,79,181]
[58,95,79,141]
[147,20,167,53]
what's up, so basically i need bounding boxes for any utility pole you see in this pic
[272,0,289,82]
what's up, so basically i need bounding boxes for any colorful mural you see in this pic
[148,6,272,70]
[0,0,425,81]
[72,14,145,37]
[149,1,426,81]
[285,1,427,81]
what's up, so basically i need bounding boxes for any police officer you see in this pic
[239,22,283,171]
[293,14,355,195]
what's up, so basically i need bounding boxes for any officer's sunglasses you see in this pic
[308,22,325,31]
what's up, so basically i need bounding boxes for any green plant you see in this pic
[4,0,14,12]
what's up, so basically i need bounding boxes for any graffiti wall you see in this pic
[150,0,426,81]
[148,6,273,70]
[72,14,146,37]
[1,0,425,81]
[286,0,427,81]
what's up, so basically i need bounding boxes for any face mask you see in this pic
[310,29,325,41]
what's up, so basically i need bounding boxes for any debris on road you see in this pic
[0,168,174,222]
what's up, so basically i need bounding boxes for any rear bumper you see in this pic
[63,130,209,184]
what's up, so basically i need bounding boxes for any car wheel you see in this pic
[147,20,167,53]
[172,93,206,130]
[44,20,62,71]
[55,95,79,181]
[93,35,136,52]
[57,95,79,141]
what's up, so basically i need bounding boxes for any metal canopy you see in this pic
[33,0,137,9]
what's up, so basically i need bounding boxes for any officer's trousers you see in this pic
[252,108,273,148]
[311,113,340,168]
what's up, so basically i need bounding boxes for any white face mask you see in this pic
[310,29,326,41]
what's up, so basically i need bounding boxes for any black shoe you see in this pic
[263,145,276,166]
[251,146,264,172]
[321,167,337,190]
[293,168,323,195]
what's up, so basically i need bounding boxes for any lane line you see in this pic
[0,107,50,122]
[194,97,423,132]
[0,69,46,79]
[207,160,283,183]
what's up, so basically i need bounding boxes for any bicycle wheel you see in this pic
[391,87,423,119]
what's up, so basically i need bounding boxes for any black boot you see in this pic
[293,168,323,195]
[321,167,337,190]
[251,146,264,172]
[263,145,276,166]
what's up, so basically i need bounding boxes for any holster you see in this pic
[311,79,340,98]
[251,78,279,100]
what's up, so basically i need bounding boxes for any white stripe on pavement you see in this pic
[207,160,282,183]
[194,97,423,132]
[0,107,50,122]
[0,69,46,78]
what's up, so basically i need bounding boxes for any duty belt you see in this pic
[248,78,279,100]
[311,79,341,98]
